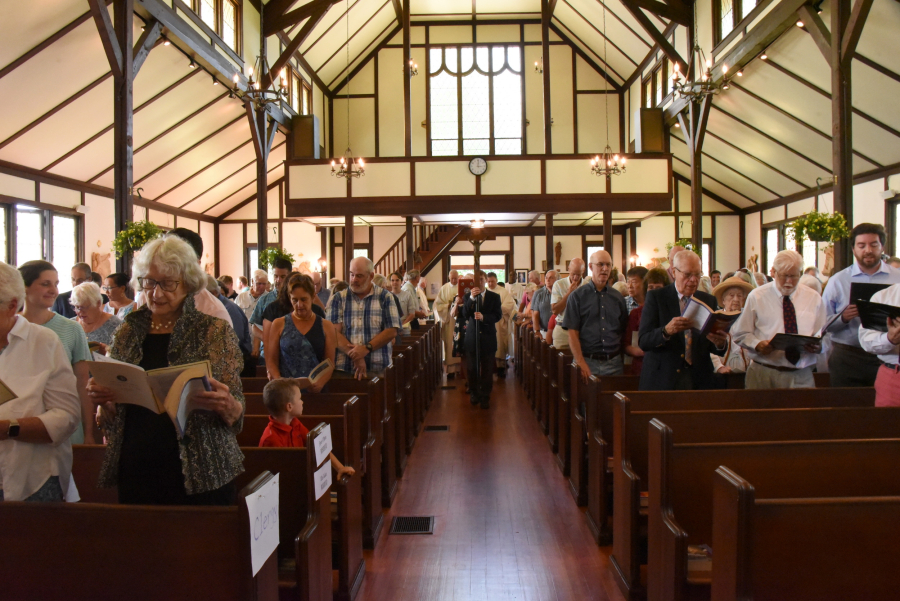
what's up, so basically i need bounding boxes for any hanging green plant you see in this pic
[258,247,295,270]
[665,238,702,256]
[790,211,850,244]
[112,220,163,259]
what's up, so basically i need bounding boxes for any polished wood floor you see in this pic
[356,370,626,601]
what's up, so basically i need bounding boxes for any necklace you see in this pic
[150,318,174,331]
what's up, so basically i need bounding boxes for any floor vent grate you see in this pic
[424,425,449,431]
[390,516,435,535]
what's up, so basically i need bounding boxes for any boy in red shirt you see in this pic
[259,379,355,479]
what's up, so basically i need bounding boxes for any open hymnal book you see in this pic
[856,299,900,333]
[294,358,334,390]
[681,297,741,336]
[0,377,17,407]
[87,354,212,438]
[687,544,712,572]
[850,282,890,304]
[768,333,822,350]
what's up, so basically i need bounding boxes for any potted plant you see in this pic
[258,247,295,270]
[790,211,850,243]
[666,238,702,256]
[112,220,163,258]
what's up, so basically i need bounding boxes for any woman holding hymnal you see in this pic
[265,274,336,392]
[710,276,755,374]
[86,236,246,506]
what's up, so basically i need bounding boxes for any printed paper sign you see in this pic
[314,462,332,501]
[314,424,333,466]
[246,473,280,576]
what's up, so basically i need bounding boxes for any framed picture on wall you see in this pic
[565,260,571,271]
[515,269,527,284]
[542,260,547,271]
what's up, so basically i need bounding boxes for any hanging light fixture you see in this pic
[534,55,543,74]
[470,219,485,229]
[333,0,364,179]
[407,59,418,77]
[229,40,288,108]
[671,6,727,102]
[590,0,625,178]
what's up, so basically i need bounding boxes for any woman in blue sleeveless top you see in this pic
[266,274,336,392]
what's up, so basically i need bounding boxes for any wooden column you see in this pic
[344,215,354,280]
[540,0,553,154]
[677,96,711,253]
[402,0,412,157]
[255,3,269,265]
[113,0,134,273]
[405,216,414,271]
[545,213,554,270]
[831,0,856,271]
[603,210,613,266]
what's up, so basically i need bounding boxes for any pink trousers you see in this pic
[874,364,900,407]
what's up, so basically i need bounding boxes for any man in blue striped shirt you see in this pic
[329,256,401,378]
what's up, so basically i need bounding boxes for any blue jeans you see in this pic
[585,355,624,377]
[0,476,63,502]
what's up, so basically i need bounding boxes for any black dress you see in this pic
[452,299,467,358]
[117,333,235,505]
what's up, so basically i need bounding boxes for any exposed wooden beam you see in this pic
[797,5,831,66]
[273,30,333,97]
[840,0,874,65]
[113,0,135,273]
[623,21,677,89]
[402,0,412,157]
[526,214,542,227]
[541,0,553,154]
[854,53,900,85]
[562,0,639,69]
[831,0,854,270]
[215,177,284,221]
[153,138,252,202]
[88,0,124,79]
[331,23,400,93]
[545,213,555,269]
[704,130,810,190]
[619,0,686,73]
[391,0,402,22]
[266,0,299,19]
[550,21,625,87]
[620,0,690,26]
[263,0,343,37]
[671,172,744,213]
[672,155,761,207]
[132,19,162,77]
[261,6,329,90]
[246,101,264,161]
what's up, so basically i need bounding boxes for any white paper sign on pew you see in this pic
[314,462,332,501]
[314,424,333,466]
[246,473,280,576]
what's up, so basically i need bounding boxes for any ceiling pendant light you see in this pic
[590,0,624,178]
[333,0,364,179]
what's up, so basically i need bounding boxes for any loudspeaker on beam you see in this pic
[290,115,321,159]
[634,108,664,153]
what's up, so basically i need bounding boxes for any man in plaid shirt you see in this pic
[329,256,401,378]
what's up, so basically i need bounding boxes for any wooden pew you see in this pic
[555,350,575,476]
[545,342,561,453]
[568,366,597,507]
[0,471,281,601]
[388,350,409,478]
[538,338,552,432]
[611,388,877,601]
[712,466,900,601]
[378,361,399,508]
[649,426,900,601]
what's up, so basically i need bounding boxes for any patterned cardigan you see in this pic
[98,295,246,495]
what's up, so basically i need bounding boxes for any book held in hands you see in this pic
[293,358,334,390]
[768,333,822,351]
[87,356,213,438]
[856,299,900,333]
[681,296,741,336]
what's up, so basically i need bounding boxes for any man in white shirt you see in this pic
[236,269,268,320]
[433,270,462,378]
[416,277,430,324]
[732,250,825,389]
[550,258,585,349]
[486,272,516,377]
[858,284,900,406]
[402,269,426,329]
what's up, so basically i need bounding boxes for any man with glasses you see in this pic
[329,256,401,379]
[567,250,628,382]
[52,262,108,318]
[236,269,269,321]
[639,250,728,390]
[732,250,825,389]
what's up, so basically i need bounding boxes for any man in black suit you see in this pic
[638,250,728,390]
[463,270,503,409]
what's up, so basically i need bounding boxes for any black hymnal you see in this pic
[849,283,890,304]
[856,299,900,333]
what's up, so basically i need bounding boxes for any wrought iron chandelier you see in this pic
[590,0,625,178]
[333,0,364,179]
[671,7,727,102]
[229,54,288,109]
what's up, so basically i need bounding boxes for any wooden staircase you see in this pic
[374,225,465,277]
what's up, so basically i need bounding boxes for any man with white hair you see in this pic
[433,270,462,378]
[666,245,685,282]
[401,269,426,329]
[530,270,558,342]
[550,258,586,349]
[312,271,330,307]
[518,270,542,316]
[236,269,268,321]
[329,256,401,379]
[732,250,825,389]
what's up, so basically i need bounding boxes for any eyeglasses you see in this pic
[674,266,702,280]
[137,277,181,292]
[101,285,122,292]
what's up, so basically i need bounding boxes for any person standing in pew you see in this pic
[859,284,900,406]
[266,275,336,392]
[710,275,754,374]
[258,379,355,478]
[550,258,586,350]
[822,223,900,387]
[87,236,246,506]
[567,250,628,382]
[329,256,401,380]
[732,250,826,389]
[462,270,502,408]
[638,250,728,390]
[624,268,670,376]
[0,262,81,502]
[530,270,558,344]
[261,273,327,378]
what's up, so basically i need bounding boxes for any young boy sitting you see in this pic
[259,378,355,479]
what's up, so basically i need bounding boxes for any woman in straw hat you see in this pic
[710,275,755,374]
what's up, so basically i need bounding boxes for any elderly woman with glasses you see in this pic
[71,282,122,352]
[87,236,245,505]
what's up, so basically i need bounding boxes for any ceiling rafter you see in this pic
[671,155,760,206]
[158,139,253,204]
[672,133,783,199]
[671,172,745,213]
[619,0,686,73]
[703,130,810,190]
[216,176,284,220]
[263,0,345,37]
[203,161,284,215]
[840,0,874,65]
[562,0,639,68]
[329,21,399,90]
[623,21,677,89]
[274,30,334,96]
[797,5,831,65]
[619,0,689,27]
[854,54,900,86]
[302,0,365,56]
[176,142,285,210]
[550,21,623,89]
[316,0,393,80]
[261,4,331,90]
[87,0,123,79]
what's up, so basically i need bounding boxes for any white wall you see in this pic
[218,222,243,282]
[281,220,321,274]
[715,215,740,272]
[635,216,673,268]
[84,193,115,266]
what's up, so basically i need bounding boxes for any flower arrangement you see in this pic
[665,238,702,256]
[789,211,850,243]
[258,247,295,270]
[112,220,163,259]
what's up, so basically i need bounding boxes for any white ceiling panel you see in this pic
[174,162,257,211]
[476,0,541,13]
[48,130,113,181]
[562,0,653,63]
[852,115,900,170]
[738,63,832,136]
[853,61,900,135]
[765,27,830,93]
[148,142,256,203]
[671,139,771,205]
[700,135,806,197]
[317,1,395,83]
[0,0,89,72]
[672,160,754,209]
[324,9,397,87]
[853,0,900,69]
[304,0,384,69]
[412,0,472,15]
[552,11,631,84]
[205,181,256,217]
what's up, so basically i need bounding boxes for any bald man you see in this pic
[433,270,462,377]
[666,245,685,283]
[567,250,628,381]
[550,258,586,349]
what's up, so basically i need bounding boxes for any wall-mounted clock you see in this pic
[468,157,487,176]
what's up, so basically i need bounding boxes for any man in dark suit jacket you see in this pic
[638,251,728,390]
[463,270,503,409]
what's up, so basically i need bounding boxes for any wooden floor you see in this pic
[356,370,626,601]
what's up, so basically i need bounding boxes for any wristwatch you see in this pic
[7,419,20,438]
[364,342,373,352]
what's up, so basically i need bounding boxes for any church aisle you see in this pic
[355,371,626,601]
